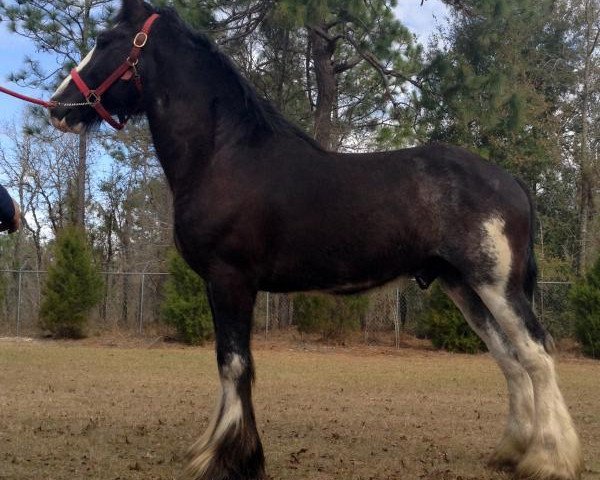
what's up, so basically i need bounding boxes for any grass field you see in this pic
[1,339,599,480]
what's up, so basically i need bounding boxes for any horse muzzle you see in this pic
[50,114,85,134]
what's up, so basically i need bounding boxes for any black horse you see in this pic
[49,1,582,479]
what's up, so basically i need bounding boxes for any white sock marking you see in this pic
[186,353,246,478]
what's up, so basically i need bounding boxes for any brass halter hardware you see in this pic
[86,91,100,105]
[133,32,148,48]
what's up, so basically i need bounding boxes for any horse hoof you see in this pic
[488,434,529,472]
[515,442,583,480]
[183,434,267,480]
[488,454,518,472]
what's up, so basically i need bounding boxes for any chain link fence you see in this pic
[533,281,574,339]
[0,269,575,345]
[0,270,171,338]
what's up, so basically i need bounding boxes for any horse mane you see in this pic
[152,6,325,151]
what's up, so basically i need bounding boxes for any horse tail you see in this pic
[516,177,538,303]
[516,177,557,353]
[524,227,538,304]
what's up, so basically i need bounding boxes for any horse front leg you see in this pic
[185,269,266,480]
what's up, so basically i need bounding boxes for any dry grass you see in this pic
[0,339,599,480]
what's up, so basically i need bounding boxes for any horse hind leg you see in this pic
[440,280,534,469]
[481,287,582,480]
[185,274,266,480]
[474,218,582,480]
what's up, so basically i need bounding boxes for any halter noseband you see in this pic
[70,13,160,130]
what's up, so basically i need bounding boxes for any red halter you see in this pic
[70,13,160,130]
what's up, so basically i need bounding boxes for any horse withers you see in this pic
[48,1,583,479]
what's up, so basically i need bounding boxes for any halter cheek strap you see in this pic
[70,13,160,130]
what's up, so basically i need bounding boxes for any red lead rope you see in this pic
[0,13,160,131]
[0,85,56,109]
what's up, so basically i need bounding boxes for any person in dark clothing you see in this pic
[0,185,20,233]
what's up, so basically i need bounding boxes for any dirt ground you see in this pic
[0,337,599,480]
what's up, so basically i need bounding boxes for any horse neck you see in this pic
[140,25,326,196]
[142,35,245,193]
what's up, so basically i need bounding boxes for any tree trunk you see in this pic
[576,54,590,275]
[576,0,598,275]
[308,25,337,150]
[120,207,133,327]
[274,29,290,110]
[74,0,92,228]
[75,132,87,227]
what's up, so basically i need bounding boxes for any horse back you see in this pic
[174,139,532,292]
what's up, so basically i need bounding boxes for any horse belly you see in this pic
[258,232,429,294]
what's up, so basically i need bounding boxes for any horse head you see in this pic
[49,0,156,133]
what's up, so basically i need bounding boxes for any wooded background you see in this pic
[0,0,597,334]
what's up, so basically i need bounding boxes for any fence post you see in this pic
[265,292,270,340]
[394,287,400,350]
[540,282,545,325]
[16,267,23,337]
[138,272,146,334]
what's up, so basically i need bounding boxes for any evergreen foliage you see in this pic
[39,226,104,338]
[294,293,367,340]
[419,0,584,274]
[272,0,422,149]
[161,250,213,345]
[420,283,486,354]
[168,0,422,150]
[0,235,14,319]
[420,0,576,181]
[154,0,213,30]
[0,1,114,90]
[570,256,600,358]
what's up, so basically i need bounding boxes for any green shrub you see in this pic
[570,256,600,359]
[294,293,367,340]
[40,226,104,338]
[420,283,486,354]
[161,250,212,345]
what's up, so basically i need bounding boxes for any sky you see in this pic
[0,0,449,128]
[0,25,46,127]
[394,0,449,44]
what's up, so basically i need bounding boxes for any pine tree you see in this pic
[570,255,600,358]
[0,0,115,227]
[294,292,367,341]
[166,0,423,150]
[421,0,574,169]
[39,226,104,338]
[272,0,422,149]
[419,283,486,354]
[569,0,600,274]
[421,0,582,272]
[161,250,212,345]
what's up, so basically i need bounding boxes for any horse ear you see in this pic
[121,0,145,23]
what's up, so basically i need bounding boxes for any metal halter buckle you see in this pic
[86,91,100,105]
[133,32,148,48]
